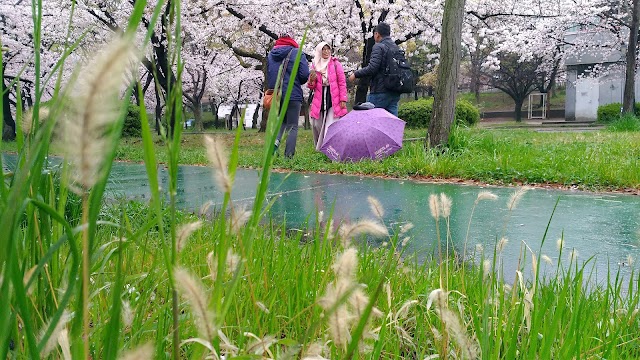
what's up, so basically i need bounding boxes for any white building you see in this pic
[565,28,639,121]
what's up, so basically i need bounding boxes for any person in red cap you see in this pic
[266,33,310,158]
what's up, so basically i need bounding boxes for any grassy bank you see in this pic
[6,127,638,192]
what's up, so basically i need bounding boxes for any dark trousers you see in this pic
[276,101,302,158]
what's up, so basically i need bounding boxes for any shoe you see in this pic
[273,140,280,156]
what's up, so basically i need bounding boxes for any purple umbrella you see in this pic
[319,108,406,162]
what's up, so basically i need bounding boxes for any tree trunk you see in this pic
[209,99,219,129]
[155,89,162,135]
[193,104,203,131]
[426,0,466,148]
[514,99,524,122]
[623,0,640,114]
[471,78,480,103]
[252,103,260,129]
[2,77,16,141]
[545,87,554,117]
[259,108,269,132]
[355,37,376,104]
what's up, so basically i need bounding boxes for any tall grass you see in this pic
[2,2,640,359]
[606,113,640,132]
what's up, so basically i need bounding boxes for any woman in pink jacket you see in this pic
[308,42,348,150]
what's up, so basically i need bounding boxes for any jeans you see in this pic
[367,92,401,117]
[275,101,302,158]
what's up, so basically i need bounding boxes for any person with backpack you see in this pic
[307,42,348,150]
[348,22,413,117]
[266,32,310,158]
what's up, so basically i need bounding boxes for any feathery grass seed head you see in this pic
[400,222,414,234]
[39,310,71,357]
[174,267,216,341]
[118,343,154,360]
[327,306,353,349]
[332,248,358,279]
[338,219,388,245]
[568,249,579,263]
[204,135,232,193]
[483,260,491,279]
[426,288,447,310]
[176,221,203,252]
[302,342,329,360]
[199,201,214,217]
[226,249,242,275]
[61,36,140,194]
[58,329,71,360]
[231,205,251,235]
[122,300,133,328]
[255,301,270,314]
[439,193,452,218]
[349,287,370,318]
[207,251,218,281]
[401,236,410,247]
[476,190,498,202]
[507,186,530,211]
[497,237,508,252]
[429,194,440,219]
[367,196,385,219]
[21,106,49,135]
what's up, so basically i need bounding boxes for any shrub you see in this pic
[455,99,481,126]
[122,103,142,137]
[606,113,640,132]
[398,98,433,128]
[597,102,640,123]
[398,98,480,128]
[597,103,623,124]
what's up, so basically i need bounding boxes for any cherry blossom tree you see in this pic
[0,0,76,138]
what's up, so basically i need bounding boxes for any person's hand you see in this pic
[349,73,356,82]
[309,70,316,83]
[340,101,347,109]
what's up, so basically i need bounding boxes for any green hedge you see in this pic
[398,98,480,128]
[122,103,142,137]
[597,102,640,123]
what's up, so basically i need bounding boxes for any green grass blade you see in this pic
[126,0,147,34]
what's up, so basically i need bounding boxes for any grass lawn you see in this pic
[4,125,637,192]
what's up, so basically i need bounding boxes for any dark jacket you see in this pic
[354,37,398,94]
[267,46,310,102]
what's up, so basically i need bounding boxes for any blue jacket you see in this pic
[266,46,310,102]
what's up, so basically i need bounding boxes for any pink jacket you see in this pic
[307,57,348,119]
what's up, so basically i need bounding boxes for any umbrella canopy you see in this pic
[319,108,405,162]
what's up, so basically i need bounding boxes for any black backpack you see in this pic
[383,43,415,93]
